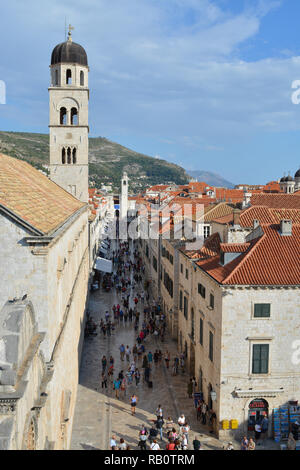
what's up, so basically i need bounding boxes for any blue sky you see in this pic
[1,0,300,184]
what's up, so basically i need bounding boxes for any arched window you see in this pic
[60,107,67,125]
[67,147,71,164]
[80,71,84,86]
[66,69,72,85]
[71,107,78,125]
[55,69,58,86]
[62,147,66,164]
[72,148,77,164]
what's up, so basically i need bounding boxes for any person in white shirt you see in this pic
[178,414,186,428]
[119,438,127,450]
[182,422,190,443]
[110,435,117,450]
[181,434,188,450]
[150,439,160,450]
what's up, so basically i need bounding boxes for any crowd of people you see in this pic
[92,238,261,451]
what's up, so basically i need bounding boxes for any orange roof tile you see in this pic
[196,223,300,285]
[0,154,86,235]
[250,193,300,209]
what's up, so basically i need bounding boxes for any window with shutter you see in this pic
[209,331,213,362]
[254,304,270,318]
[252,344,269,374]
[199,318,203,345]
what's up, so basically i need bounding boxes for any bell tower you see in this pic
[120,171,128,219]
[49,26,89,203]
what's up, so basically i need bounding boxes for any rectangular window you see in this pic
[252,344,269,374]
[184,297,188,320]
[254,304,270,318]
[198,283,206,298]
[209,294,214,309]
[199,318,203,345]
[179,291,183,310]
[185,269,189,280]
[209,331,214,362]
[153,256,157,272]
[180,264,183,274]
[204,225,210,239]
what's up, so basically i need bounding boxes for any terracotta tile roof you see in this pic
[220,242,250,253]
[212,213,234,224]
[215,188,244,202]
[203,203,235,222]
[240,205,300,227]
[262,181,281,193]
[196,223,300,285]
[250,193,300,209]
[240,206,274,227]
[0,154,86,235]
[188,182,214,193]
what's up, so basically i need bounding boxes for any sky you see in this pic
[1,0,300,184]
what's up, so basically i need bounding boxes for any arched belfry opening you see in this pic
[62,148,66,164]
[71,107,78,125]
[80,71,84,86]
[60,107,67,125]
[67,147,71,164]
[72,148,77,164]
[66,69,72,85]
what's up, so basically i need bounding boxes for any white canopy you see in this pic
[95,257,113,273]
[99,245,108,254]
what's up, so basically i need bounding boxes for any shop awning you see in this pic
[99,244,108,254]
[95,257,113,273]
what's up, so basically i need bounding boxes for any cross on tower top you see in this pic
[68,24,74,42]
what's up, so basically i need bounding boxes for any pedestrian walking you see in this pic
[130,394,138,416]
[156,415,164,441]
[125,345,131,362]
[135,369,141,386]
[113,378,121,399]
[101,372,108,389]
[119,344,125,361]
[150,440,160,450]
[101,355,107,373]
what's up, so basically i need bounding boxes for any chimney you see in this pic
[253,219,259,229]
[233,208,240,226]
[280,220,292,236]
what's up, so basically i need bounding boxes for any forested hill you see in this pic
[0,131,189,192]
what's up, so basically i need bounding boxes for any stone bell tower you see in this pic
[49,26,89,203]
[120,171,128,219]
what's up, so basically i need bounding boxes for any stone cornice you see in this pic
[234,389,284,398]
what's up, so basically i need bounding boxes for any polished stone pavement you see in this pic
[70,242,279,451]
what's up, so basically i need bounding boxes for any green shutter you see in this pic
[261,344,269,373]
[209,332,213,361]
[200,318,203,345]
[254,304,270,318]
[252,344,269,374]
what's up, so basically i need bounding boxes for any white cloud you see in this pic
[0,0,296,181]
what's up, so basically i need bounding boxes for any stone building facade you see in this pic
[175,216,300,440]
[0,154,89,449]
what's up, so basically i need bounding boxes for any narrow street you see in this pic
[70,241,224,450]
